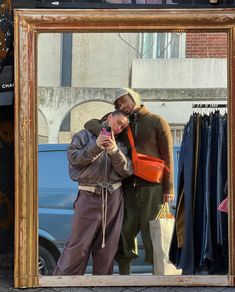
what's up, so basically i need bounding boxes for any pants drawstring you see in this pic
[101,150,109,248]
[101,187,108,248]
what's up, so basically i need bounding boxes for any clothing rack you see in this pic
[192,103,227,109]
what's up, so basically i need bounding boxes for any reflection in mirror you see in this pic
[37,31,228,277]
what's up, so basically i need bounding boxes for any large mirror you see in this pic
[14,9,235,288]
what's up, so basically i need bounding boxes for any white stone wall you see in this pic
[72,33,139,88]
[132,58,227,89]
[38,33,140,88]
[37,32,227,144]
[38,33,62,87]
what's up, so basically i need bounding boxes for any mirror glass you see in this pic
[37,31,228,276]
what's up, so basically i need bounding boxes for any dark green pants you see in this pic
[115,183,163,274]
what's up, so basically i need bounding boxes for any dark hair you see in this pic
[111,109,130,119]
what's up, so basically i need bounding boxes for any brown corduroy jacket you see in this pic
[124,105,174,194]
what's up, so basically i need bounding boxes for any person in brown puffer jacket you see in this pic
[84,88,174,274]
[53,110,132,276]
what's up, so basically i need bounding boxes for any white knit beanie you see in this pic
[114,88,141,107]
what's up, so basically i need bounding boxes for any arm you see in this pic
[157,116,174,200]
[84,113,110,136]
[67,130,102,168]
[105,133,133,178]
[108,144,133,178]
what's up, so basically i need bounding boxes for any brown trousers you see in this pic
[53,188,123,275]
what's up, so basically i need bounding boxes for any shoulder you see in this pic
[136,106,170,130]
[145,112,171,133]
[139,106,167,123]
[72,129,88,139]
[145,111,168,125]
[71,129,93,145]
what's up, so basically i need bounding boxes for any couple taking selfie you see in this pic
[53,88,174,275]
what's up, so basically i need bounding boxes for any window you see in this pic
[61,33,72,86]
[140,32,186,59]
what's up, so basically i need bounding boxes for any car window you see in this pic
[38,147,77,208]
[39,149,72,188]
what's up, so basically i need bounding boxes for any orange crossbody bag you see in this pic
[127,126,169,183]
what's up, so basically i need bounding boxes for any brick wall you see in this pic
[186,33,227,58]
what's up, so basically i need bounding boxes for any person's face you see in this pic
[108,113,129,135]
[115,94,136,115]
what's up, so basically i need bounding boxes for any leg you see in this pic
[139,184,163,264]
[115,184,140,275]
[92,188,124,275]
[53,190,102,275]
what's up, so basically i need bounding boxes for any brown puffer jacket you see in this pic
[67,129,133,190]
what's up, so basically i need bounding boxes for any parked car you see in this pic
[38,143,180,275]
[38,144,77,275]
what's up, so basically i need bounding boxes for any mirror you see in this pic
[37,30,228,277]
[14,9,235,288]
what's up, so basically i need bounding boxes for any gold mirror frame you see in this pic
[14,8,235,288]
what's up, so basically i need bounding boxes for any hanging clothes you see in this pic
[169,111,228,275]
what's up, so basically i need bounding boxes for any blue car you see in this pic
[38,144,77,275]
[38,143,180,275]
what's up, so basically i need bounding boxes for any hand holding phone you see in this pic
[101,127,117,151]
[101,126,112,137]
[96,127,112,149]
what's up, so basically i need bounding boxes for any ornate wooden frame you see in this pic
[14,8,235,288]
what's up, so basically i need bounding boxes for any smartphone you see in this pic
[101,126,112,137]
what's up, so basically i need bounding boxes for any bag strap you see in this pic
[127,126,138,161]
[156,202,172,219]
[127,125,170,174]
[127,125,135,148]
